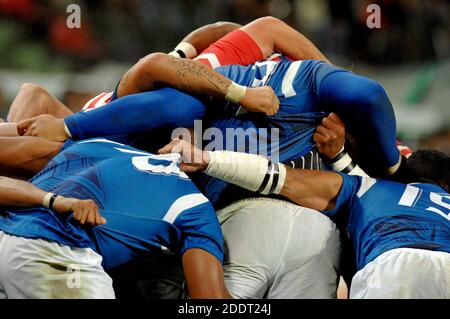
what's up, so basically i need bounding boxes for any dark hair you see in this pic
[402,149,450,192]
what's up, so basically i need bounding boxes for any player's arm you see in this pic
[0,175,52,208]
[175,200,231,298]
[183,248,231,299]
[17,55,280,142]
[280,168,342,211]
[159,139,343,212]
[17,87,207,142]
[169,21,241,59]
[116,53,279,115]
[0,175,106,226]
[241,16,331,63]
[0,136,62,178]
[0,122,20,137]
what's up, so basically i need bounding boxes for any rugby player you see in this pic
[0,136,229,299]
[160,138,450,299]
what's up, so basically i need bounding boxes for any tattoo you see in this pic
[167,56,229,95]
[121,73,129,86]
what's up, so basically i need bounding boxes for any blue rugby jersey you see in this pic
[0,139,224,270]
[326,173,450,270]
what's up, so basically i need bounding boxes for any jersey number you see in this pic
[115,147,188,179]
[398,185,450,221]
[132,155,189,179]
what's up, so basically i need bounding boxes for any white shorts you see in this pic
[0,231,115,299]
[350,248,450,299]
[217,198,341,299]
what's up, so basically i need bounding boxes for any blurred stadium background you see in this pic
[0,0,448,152]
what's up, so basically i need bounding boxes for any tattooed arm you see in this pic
[117,53,232,98]
[116,53,279,116]
[15,54,278,142]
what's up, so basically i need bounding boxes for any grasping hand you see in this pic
[313,113,346,159]
[53,196,106,227]
[17,114,69,142]
[158,138,209,173]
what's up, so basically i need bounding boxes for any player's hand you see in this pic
[240,86,279,116]
[53,196,107,227]
[313,112,346,159]
[17,114,69,142]
[158,138,209,173]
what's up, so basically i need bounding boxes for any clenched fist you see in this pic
[313,113,346,159]
[240,86,280,116]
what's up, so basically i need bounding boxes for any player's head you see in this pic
[403,149,450,192]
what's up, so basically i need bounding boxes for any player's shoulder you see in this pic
[357,179,449,204]
[355,177,410,197]
[340,174,404,200]
[373,179,446,193]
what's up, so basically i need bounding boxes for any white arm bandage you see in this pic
[225,82,247,104]
[205,151,287,195]
[327,147,369,177]
[168,42,198,59]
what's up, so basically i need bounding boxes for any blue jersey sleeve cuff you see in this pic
[324,172,361,217]
[64,114,85,140]
[181,241,224,264]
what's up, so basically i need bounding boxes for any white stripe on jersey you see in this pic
[195,53,221,69]
[356,177,376,198]
[78,138,126,146]
[251,61,278,87]
[398,185,422,207]
[163,193,210,224]
[281,61,302,98]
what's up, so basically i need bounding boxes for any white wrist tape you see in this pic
[42,192,55,209]
[328,150,369,177]
[168,51,182,58]
[64,122,72,139]
[331,146,345,161]
[170,42,198,59]
[205,151,286,195]
[225,82,247,104]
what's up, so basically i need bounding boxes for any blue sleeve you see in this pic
[174,201,224,263]
[324,172,362,217]
[65,87,206,140]
[318,70,400,170]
